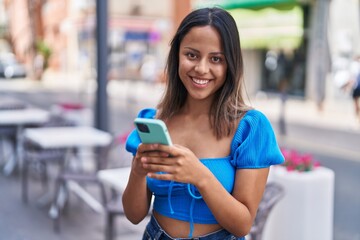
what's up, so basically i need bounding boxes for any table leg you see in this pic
[0,136,15,165]
[3,125,23,176]
[49,148,73,218]
[3,154,16,175]
[49,182,68,219]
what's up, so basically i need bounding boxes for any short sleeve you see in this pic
[230,110,284,169]
[125,108,157,156]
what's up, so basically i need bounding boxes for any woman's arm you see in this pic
[197,168,269,237]
[122,159,152,224]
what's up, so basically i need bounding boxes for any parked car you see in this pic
[0,53,27,79]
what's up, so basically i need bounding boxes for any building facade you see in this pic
[1,0,359,103]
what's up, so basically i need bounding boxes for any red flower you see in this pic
[280,148,320,172]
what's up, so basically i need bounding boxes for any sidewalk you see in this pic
[252,95,360,133]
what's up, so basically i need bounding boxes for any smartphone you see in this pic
[134,118,172,145]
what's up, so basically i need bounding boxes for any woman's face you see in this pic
[178,26,227,102]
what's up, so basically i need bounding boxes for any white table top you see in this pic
[97,167,131,192]
[24,126,112,148]
[0,108,49,125]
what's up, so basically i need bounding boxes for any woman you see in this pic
[350,56,360,123]
[123,7,284,240]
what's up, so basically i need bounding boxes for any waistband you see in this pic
[145,215,239,240]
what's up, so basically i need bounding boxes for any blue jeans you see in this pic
[142,215,245,240]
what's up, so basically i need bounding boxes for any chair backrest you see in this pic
[42,114,76,127]
[96,131,132,171]
[249,182,285,240]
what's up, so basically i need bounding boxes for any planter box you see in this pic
[263,166,335,240]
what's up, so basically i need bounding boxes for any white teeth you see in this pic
[192,78,209,85]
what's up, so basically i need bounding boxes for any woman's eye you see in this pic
[212,56,222,63]
[186,52,197,59]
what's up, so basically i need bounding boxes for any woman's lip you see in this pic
[191,77,210,85]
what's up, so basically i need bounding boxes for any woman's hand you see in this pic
[132,143,171,177]
[137,143,209,185]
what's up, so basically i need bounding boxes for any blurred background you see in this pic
[0,0,360,240]
[1,0,359,105]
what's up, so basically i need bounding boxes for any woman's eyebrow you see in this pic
[184,47,224,55]
[184,47,199,53]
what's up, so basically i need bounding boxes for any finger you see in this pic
[142,160,173,173]
[141,156,173,166]
[147,172,173,180]
[137,143,154,153]
[138,143,170,154]
[153,144,179,157]
[142,151,170,158]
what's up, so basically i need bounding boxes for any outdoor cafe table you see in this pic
[24,126,112,149]
[24,126,112,219]
[0,108,50,175]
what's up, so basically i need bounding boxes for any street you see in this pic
[1,77,360,240]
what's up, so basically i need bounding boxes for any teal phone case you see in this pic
[134,118,172,145]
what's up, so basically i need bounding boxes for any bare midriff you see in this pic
[153,210,223,238]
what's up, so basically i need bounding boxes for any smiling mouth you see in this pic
[191,77,210,85]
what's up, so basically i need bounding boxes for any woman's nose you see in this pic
[194,59,209,74]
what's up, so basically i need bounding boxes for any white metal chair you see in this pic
[248,182,285,240]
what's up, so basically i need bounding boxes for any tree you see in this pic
[27,0,48,80]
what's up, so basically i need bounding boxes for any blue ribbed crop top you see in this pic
[125,108,284,237]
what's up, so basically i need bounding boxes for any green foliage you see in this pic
[36,40,52,59]
[35,40,52,69]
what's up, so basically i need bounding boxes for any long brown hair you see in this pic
[157,7,251,139]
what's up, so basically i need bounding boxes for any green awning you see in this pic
[195,0,301,10]
[194,1,304,49]
[230,5,304,49]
